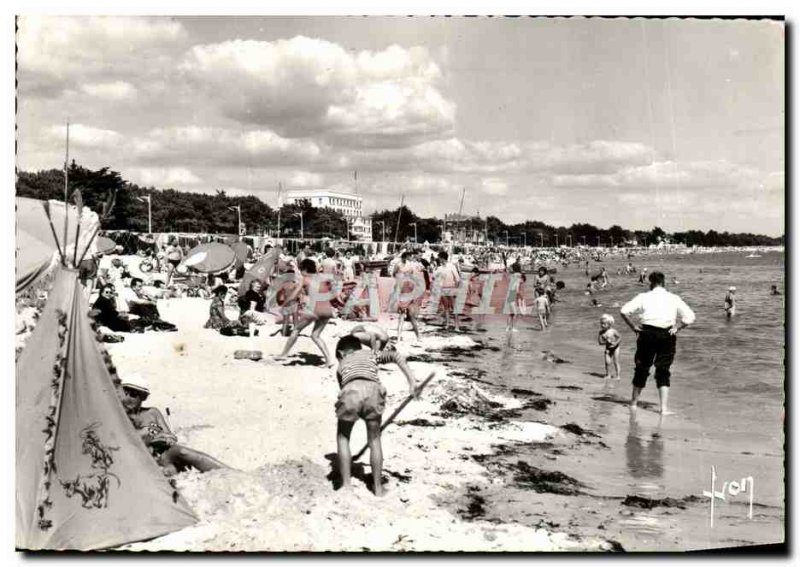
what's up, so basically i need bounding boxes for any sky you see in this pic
[15,15,785,235]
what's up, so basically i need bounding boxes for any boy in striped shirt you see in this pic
[335,335,419,496]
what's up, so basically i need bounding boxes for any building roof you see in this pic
[285,189,362,201]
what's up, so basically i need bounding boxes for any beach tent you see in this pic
[16,197,197,550]
[15,197,99,293]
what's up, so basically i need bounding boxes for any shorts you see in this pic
[335,379,386,422]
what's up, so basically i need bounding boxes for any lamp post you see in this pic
[376,220,386,242]
[138,195,152,234]
[522,232,527,248]
[568,234,572,247]
[555,234,559,247]
[596,236,601,248]
[228,205,242,235]
[503,230,509,247]
[410,222,418,243]
[581,235,587,247]
[539,233,544,248]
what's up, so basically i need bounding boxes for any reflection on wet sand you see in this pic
[625,411,665,480]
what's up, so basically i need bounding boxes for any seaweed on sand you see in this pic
[510,388,544,397]
[560,423,601,438]
[458,485,487,520]
[622,494,702,510]
[508,461,586,496]
[395,418,446,427]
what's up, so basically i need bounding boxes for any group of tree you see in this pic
[15,163,784,247]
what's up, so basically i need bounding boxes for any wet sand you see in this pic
[428,317,784,551]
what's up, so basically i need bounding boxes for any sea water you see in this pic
[457,250,785,549]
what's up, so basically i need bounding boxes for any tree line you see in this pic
[16,163,784,247]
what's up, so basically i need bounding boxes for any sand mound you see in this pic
[124,461,610,552]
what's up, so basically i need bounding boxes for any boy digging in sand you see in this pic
[598,314,621,380]
[349,322,392,355]
[334,335,419,496]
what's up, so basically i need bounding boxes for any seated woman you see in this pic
[91,284,146,333]
[119,374,228,476]
[237,279,270,325]
[205,285,254,336]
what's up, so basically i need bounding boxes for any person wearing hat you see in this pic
[119,374,228,476]
[724,286,737,318]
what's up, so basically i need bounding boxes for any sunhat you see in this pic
[121,373,150,395]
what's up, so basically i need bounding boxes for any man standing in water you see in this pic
[620,271,695,415]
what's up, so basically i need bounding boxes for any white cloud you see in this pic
[526,141,654,174]
[130,126,324,166]
[46,123,123,148]
[17,16,187,96]
[129,167,202,188]
[81,81,137,101]
[481,178,509,196]
[550,159,762,190]
[179,36,453,147]
[288,171,324,188]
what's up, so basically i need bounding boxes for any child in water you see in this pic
[598,314,621,380]
[533,292,550,330]
[724,286,736,318]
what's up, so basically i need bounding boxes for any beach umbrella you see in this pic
[183,242,236,274]
[231,241,250,269]
[95,236,117,255]
[238,246,283,297]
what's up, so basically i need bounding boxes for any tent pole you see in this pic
[62,122,70,267]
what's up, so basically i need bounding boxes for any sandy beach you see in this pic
[85,295,617,552]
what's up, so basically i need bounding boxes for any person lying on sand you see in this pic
[119,374,228,476]
[334,335,419,497]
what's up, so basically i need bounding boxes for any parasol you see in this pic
[183,242,236,274]
[237,246,283,297]
[95,236,117,255]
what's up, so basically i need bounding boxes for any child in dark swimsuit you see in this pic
[598,313,621,380]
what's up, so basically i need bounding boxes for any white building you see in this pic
[284,189,373,241]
